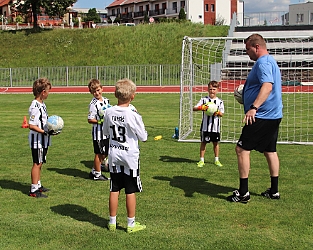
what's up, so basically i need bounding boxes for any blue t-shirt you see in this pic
[243,54,283,119]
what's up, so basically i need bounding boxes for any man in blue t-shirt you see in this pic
[227,34,283,203]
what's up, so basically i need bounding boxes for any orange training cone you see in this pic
[21,116,29,128]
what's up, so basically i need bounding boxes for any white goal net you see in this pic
[179,36,313,145]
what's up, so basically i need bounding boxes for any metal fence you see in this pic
[0,65,181,87]
[236,11,289,27]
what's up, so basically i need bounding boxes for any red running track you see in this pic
[0,86,181,94]
[1,84,313,94]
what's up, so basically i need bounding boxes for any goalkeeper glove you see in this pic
[44,130,60,136]
[98,119,104,125]
[214,110,222,116]
[197,105,208,111]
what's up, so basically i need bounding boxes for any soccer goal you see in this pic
[179,36,313,145]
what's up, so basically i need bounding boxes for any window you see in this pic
[310,13,313,22]
[112,9,115,15]
[124,8,128,13]
[205,4,208,12]
[146,4,149,11]
[211,4,215,12]
[181,1,185,9]
[297,13,303,22]
[173,2,177,12]
[139,6,143,12]
[117,9,120,15]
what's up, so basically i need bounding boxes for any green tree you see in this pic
[15,15,23,24]
[83,8,101,23]
[144,11,149,23]
[10,0,76,29]
[178,8,186,21]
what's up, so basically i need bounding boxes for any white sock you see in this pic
[127,217,135,227]
[109,216,116,225]
[94,171,101,177]
[37,180,41,187]
[200,157,204,162]
[215,157,219,161]
[31,184,38,193]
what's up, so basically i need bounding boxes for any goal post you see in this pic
[179,36,313,145]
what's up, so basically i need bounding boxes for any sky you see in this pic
[73,0,307,13]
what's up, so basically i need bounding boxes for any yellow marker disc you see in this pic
[154,135,162,140]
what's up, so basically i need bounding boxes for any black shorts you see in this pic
[93,139,109,155]
[237,118,281,153]
[31,148,48,164]
[110,172,142,194]
[200,132,220,143]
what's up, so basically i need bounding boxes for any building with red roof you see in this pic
[106,0,244,25]
[0,0,12,21]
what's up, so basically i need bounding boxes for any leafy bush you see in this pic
[179,8,186,20]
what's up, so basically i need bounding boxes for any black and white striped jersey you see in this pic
[103,105,148,177]
[195,96,224,133]
[28,100,51,149]
[88,96,110,140]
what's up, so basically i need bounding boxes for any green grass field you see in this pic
[0,23,228,68]
[0,93,312,249]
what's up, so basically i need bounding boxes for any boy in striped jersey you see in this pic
[88,79,110,181]
[28,78,55,198]
[103,78,148,233]
[193,80,224,168]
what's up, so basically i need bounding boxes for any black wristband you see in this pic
[250,104,258,111]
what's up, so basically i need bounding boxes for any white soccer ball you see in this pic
[234,84,244,104]
[47,115,64,133]
[205,102,218,116]
[99,103,111,117]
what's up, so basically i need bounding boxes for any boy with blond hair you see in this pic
[28,78,56,198]
[103,78,148,233]
[88,78,110,181]
[193,80,224,168]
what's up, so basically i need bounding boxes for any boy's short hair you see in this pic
[115,78,136,102]
[32,78,51,97]
[208,80,220,88]
[88,78,102,93]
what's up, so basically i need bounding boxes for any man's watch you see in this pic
[250,104,258,111]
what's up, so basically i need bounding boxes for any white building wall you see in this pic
[289,2,313,25]
[237,0,244,26]
[186,0,204,24]
[216,0,231,25]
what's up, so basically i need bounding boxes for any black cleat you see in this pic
[89,172,109,181]
[29,190,48,198]
[261,188,280,199]
[38,186,50,192]
[227,190,250,203]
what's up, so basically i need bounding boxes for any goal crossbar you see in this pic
[179,36,313,145]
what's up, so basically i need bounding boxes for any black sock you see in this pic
[270,176,279,193]
[239,178,248,195]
